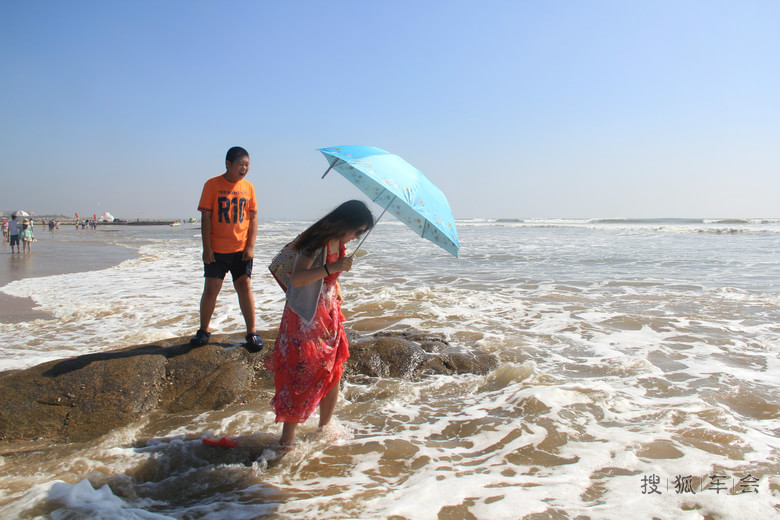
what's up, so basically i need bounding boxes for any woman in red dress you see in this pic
[268,200,374,446]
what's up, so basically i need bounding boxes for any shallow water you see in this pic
[1,218,779,519]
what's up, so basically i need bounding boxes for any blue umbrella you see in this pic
[318,145,459,257]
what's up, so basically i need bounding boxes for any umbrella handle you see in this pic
[349,198,392,258]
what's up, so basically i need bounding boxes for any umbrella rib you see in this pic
[321,159,340,179]
[420,218,429,239]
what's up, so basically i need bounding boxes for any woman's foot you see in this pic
[277,441,296,454]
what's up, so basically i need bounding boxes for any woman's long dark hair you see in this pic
[295,200,374,255]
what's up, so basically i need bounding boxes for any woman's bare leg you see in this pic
[280,422,297,446]
[318,383,340,428]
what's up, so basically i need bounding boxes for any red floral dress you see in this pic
[267,243,350,423]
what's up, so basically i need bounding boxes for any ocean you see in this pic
[0,218,778,519]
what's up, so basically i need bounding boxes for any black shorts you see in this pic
[9,235,20,247]
[204,252,253,281]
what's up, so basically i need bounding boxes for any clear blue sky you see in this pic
[1,0,778,220]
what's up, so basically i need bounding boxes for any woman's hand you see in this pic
[330,256,353,273]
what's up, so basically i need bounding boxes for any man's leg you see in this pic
[199,277,223,332]
[233,274,256,333]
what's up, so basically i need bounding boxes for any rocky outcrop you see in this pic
[0,330,497,446]
[345,331,498,380]
[0,337,265,445]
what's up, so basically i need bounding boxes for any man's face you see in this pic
[225,156,250,182]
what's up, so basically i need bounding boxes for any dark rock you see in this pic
[346,336,427,379]
[0,329,497,446]
[161,341,262,412]
[345,330,498,380]
[0,335,272,445]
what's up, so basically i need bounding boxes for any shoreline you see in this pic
[0,229,139,324]
[8,217,185,225]
[0,292,52,324]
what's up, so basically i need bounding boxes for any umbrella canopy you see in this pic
[13,210,30,217]
[318,145,459,257]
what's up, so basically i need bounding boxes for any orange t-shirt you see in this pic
[198,174,258,253]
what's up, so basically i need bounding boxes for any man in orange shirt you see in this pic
[191,146,264,351]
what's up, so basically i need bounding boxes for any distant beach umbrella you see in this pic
[13,210,30,217]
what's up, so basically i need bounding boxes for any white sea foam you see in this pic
[1,220,778,518]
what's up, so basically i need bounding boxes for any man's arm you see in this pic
[201,211,215,264]
[242,211,257,261]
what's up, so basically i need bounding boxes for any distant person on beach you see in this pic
[20,219,34,253]
[190,146,263,351]
[8,215,21,253]
[2,219,8,242]
[266,200,374,447]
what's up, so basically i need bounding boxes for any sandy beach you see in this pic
[0,227,138,323]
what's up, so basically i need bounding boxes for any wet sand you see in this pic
[0,228,138,323]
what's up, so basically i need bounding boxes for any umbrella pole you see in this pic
[349,198,393,258]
